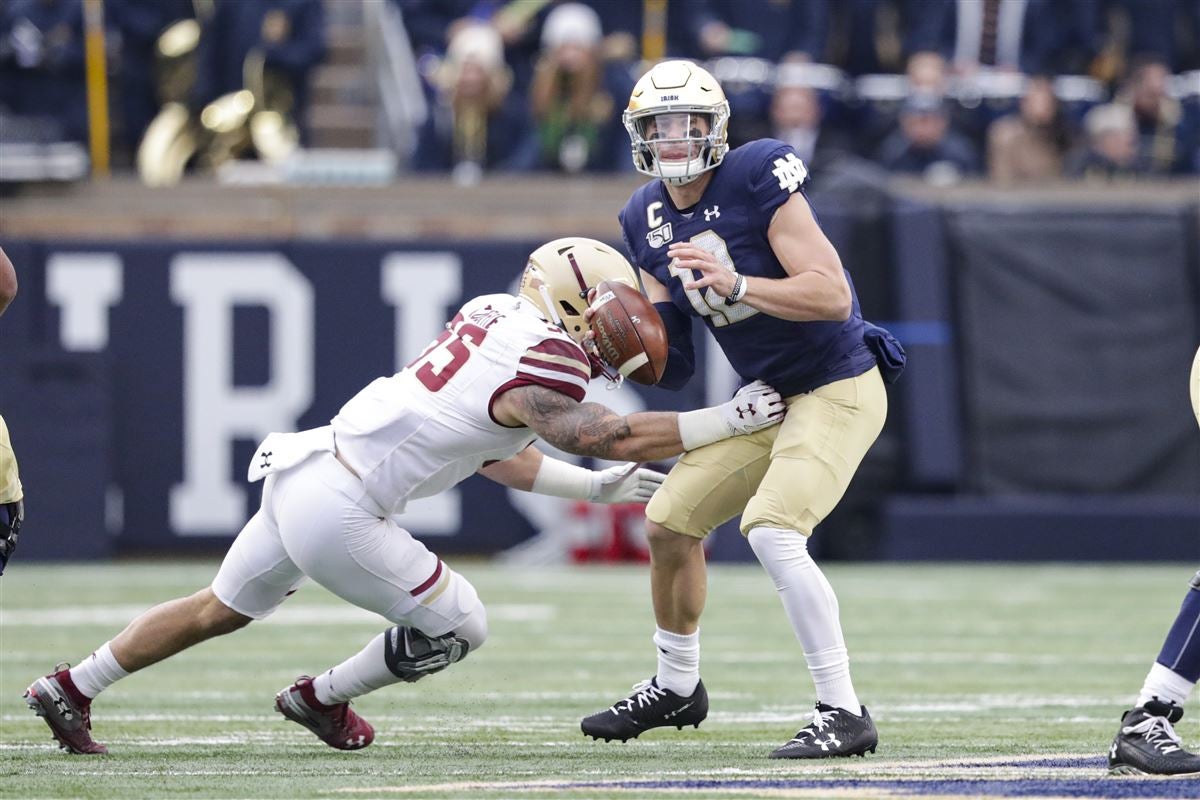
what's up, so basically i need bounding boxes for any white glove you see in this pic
[590,462,666,504]
[531,456,664,504]
[676,380,786,451]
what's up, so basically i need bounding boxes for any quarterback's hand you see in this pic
[590,462,666,504]
[668,242,737,297]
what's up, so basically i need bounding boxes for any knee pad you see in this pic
[1189,570,1200,591]
[747,525,811,580]
[383,625,472,683]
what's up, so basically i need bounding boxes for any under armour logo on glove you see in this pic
[720,380,786,436]
[259,451,273,469]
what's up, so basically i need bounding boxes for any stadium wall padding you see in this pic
[946,207,1200,494]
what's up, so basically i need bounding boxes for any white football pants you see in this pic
[212,451,487,648]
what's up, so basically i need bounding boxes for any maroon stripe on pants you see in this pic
[411,560,444,596]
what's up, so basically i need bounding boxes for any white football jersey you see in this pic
[331,294,593,515]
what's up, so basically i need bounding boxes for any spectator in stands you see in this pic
[106,0,194,158]
[825,0,913,76]
[906,0,1101,76]
[412,22,536,182]
[1119,57,1197,175]
[986,75,1071,183]
[528,3,629,174]
[768,79,852,173]
[395,0,478,60]
[1122,0,1200,74]
[685,0,830,63]
[875,91,980,182]
[1066,102,1143,180]
[397,1,551,102]
[0,0,87,143]
[584,0,642,63]
[193,0,326,143]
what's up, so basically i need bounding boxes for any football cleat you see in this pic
[23,664,108,755]
[274,676,375,750]
[581,677,708,742]
[769,703,878,759]
[1108,700,1200,776]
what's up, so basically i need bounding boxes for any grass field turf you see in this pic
[0,561,1196,799]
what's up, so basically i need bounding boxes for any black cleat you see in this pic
[1108,699,1200,776]
[581,677,708,742]
[769,703,878,759]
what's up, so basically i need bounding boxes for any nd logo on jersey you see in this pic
[773,153,808,193]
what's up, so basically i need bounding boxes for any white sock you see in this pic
[313,633,399,705]
[1137,662,1196,708]
[69,642,130,700]
[747,525,861,714]
[654,627,700,697]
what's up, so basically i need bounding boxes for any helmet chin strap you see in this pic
[657,154,707,186]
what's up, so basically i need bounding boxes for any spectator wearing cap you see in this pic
[411,22,537,182]
[528,2,631,173]
[1066,102,1143,180]
[986,75,1072,183]
[875,90,980,181]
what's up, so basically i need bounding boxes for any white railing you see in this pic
[363,0,427,164]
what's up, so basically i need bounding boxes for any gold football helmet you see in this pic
[519,237,638,344]
[624,60,730,185]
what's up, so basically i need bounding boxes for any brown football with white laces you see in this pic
[588,281,668,385]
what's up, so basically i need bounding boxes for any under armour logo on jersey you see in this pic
[703,205,720,221]
[735,403,756,419]
[772,153,808,193]
[646,222,673,248]
[259,450,273,469]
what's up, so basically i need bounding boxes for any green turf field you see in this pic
[0,561,1195,799]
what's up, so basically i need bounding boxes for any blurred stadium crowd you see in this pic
[1,0,1198,185]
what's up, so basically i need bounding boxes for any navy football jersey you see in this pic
[619,138,877,397]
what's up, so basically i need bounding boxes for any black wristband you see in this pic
[725,273,746,305]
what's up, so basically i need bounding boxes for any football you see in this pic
[588,280,668,385]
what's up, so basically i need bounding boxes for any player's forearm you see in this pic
[739,271,851,322]
[555,411,684,462]
[477,447,542,490]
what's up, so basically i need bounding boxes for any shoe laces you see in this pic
[613,679,667,713]
[1124,714,1183,754]
[790,706,839,742]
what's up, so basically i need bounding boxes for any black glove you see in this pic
[0,499,23,576]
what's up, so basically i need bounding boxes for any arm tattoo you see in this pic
[510,386,632,459]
